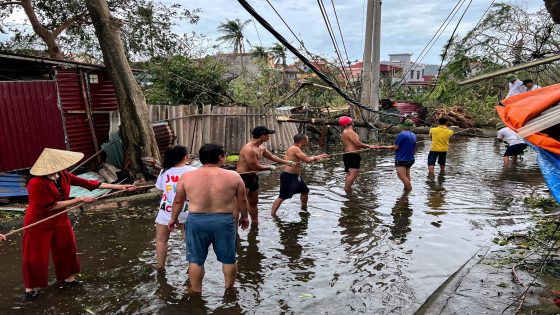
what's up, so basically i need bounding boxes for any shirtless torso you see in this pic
[236,142,269,173]
[341,127,368,152]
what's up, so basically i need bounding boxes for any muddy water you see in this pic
[0,137,550,314]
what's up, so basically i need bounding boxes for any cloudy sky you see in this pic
[176,0,543,64]
[1,0,543,64]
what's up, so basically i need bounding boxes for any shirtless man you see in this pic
[339,116,376,193]
[168,143,249,293]
[236,126,294,224]
[270,134,329,217]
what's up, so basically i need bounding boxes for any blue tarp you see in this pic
[0,173,27,197]
[529,144,560,203]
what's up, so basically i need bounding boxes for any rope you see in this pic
[2,185,153,238]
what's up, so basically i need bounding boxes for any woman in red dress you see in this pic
[22,148,135,300]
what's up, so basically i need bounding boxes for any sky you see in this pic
[0,0,544,64]
[176,0,543,64]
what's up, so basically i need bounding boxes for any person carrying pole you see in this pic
[270,134,329,217]
[236,126,295,224]
[18,148,135,301]
[340,116,376,194]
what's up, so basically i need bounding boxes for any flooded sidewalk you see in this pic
[0,137,552,314]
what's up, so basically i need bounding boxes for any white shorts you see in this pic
[155,210,189,226]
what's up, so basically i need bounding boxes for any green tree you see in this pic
[142,55,233,106]
[216,18,251,54]
[251,45,269,59]
[269,43,287,66]
[0,0,199,60]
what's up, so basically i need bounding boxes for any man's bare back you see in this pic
[283,146,303,174]
[179,167,246,213]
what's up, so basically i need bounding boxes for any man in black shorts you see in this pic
[339,116,375,193]
[271,134,328,216]
[236,126,294,224]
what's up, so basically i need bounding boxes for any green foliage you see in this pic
[216,19,251,54]
[269,43,287,66]
[524,196,560,209]
[141,55,231,106]
[0,0,200,60]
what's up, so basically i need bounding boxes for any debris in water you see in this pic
[299,293,315,299]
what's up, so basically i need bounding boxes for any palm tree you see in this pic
[217,19,252,54]
[269,43,287,66]
[251,46,269,59]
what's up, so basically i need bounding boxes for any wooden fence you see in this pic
[147,105,299,155]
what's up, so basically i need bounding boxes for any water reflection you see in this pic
[236,225,265,293]
[389,191,413,244]
[426,173,447,210]
[274,211,315,282]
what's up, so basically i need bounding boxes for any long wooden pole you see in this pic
[3,185,153,238]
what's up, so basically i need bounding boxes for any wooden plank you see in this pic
[179,105,189,148]
[195,105,203,157]
[202,105,212,145]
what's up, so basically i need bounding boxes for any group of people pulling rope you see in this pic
[0,114,459,298]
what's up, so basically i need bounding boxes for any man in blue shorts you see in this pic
[376,120,417,190]
[169,144,250,293]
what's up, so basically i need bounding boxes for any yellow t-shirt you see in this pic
[429,126,454,152]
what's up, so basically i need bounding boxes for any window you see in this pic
[417,71,420,79]
[410,70,414,79]
[88,74,99,84]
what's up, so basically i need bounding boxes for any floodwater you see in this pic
[0,137,550,314]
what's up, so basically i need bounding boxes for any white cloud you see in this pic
[175,0,544,64]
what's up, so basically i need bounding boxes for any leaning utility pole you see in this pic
[358,0,381,140]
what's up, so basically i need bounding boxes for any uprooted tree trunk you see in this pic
[85,0,160,181]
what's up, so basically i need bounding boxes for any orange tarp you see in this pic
[496,83,560,155]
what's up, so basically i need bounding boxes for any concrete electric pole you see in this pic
[358,0,381,140]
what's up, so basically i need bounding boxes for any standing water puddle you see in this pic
[0,137,550,314]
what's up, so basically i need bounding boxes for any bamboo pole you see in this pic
[3,185,153,238]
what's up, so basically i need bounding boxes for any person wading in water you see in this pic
[270,134,329,217]
[340,116,376,194]
[236,126,294,224]
[169,144,249,293]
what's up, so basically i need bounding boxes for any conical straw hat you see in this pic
[30,148,84,176]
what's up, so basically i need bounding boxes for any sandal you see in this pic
[25,290,39,301]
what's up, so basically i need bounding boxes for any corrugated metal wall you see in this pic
[0,81,66,171]
[56,69,118,162]
[148,105,298,155]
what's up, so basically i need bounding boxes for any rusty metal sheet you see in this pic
[0,80,66,172]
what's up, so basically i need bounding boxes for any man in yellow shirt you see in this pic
[428,117,454,174]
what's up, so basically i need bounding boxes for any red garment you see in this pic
[22,170,101,288]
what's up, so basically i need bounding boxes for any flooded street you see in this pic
[0,137,550,314]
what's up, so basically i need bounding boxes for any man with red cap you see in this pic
[339,116,376,193]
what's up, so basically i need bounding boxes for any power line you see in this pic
[265,0,347,92]
[316,0,355,95]
[252,19,263,47]
[237,0,405,124]
[393,0,467,90]
[430,0,474,92]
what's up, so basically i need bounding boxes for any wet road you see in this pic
[0,137,549,314]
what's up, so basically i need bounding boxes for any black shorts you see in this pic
[427,151,447,166]
[504,143,527,156]
[343,153,361,172]
[395,160,415,168]
[279,172,309,200]
[240,173,259,192]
